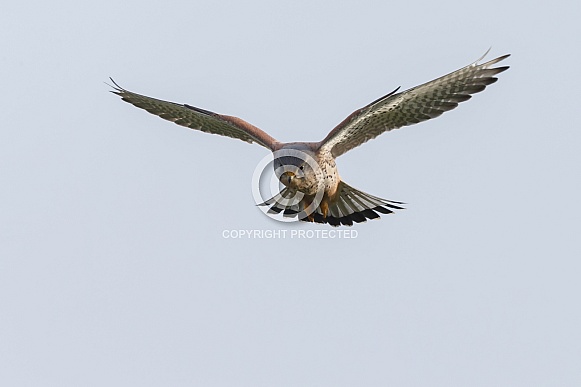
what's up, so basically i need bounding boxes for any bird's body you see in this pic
[110,50,510,226]
[263,141,404,225]
[274,142,341,221]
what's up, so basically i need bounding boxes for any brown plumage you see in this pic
[110,50,510,226]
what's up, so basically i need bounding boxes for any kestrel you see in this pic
[110,50,509,226]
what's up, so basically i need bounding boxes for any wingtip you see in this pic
[482,54,511,69]
[476,48,511,66]
[106,77,124,92]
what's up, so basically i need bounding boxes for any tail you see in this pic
[259,181,404,226]
[305,181,404,226]
[258,188,303,218]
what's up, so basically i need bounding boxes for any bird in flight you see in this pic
[110,50,509,226]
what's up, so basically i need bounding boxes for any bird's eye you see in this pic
[299,165,304,170]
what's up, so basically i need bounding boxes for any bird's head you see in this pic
[273,145,319,190]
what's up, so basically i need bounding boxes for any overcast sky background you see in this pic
[1,1,580,386]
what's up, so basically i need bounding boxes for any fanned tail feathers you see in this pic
[259,181,404,226]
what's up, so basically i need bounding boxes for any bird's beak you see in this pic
[281,171,295,185]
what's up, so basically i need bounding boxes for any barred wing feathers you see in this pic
[319,51,510,157]
[109,79,279,150]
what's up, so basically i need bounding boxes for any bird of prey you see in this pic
[110,50,509,226]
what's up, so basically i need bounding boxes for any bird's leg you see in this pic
[320,199,329,218]
[301,196,315,222]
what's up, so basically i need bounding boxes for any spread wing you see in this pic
[318,50,510,157]
[109,79,280,150]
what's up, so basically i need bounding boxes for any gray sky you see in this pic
[1,0,580,386]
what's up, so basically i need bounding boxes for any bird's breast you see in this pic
[316,154,340,197]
